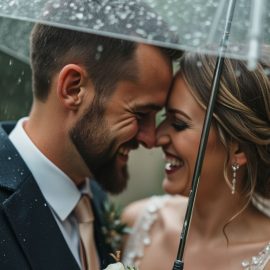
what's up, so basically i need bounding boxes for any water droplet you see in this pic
[43,10,49,16]
[192,38,201,46]
[97,45,103,52]
[7,156,12,160]
[169,25,178,32]
[264,68,270,76]
[70,3,76,8]
[184,33,192,40]
[235,70,241,77]
[75,13,84,20]
[196,61,202,67]
[105,5,111,12]
[9,1,15,7]
[52,3,60,9]
[135,29,147,37]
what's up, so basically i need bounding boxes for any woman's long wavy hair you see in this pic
[179,49,270,200]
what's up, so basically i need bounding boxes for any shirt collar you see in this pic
[9,117,92,221]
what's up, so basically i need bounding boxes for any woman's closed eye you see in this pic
[172,120,189,131]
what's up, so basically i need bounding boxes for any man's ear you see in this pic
[57,64,89,110]
[230,142,247,167]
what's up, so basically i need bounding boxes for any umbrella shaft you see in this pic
[177,54,226,260]
[173,1,237,269]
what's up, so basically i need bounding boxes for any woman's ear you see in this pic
[230,142,247,167]
[57,64,89,110]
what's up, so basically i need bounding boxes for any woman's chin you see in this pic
[162,177,190,196]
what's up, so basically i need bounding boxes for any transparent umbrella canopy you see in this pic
[0,0,269,67]
[0,1,269,270]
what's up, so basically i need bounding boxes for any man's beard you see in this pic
[69,99,130,194]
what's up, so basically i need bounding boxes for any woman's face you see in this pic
[156,75,228,196]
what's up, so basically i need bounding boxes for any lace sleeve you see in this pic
[122,195,171,268]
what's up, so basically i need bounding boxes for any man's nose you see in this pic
[156,121,170,147]
[136,122,156,149]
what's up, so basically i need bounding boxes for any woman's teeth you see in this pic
[118,147,130,156]
[165,156,183,171]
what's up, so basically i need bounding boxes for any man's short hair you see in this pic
[30,0,182,101]
[31,24,139,101]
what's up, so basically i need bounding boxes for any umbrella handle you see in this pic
[172,260,184,270]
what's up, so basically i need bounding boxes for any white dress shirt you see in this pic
[9,117,93,268]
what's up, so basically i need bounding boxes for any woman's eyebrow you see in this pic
[167,108,191,120]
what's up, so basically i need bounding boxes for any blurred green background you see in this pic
[0,51,165,208]
[0,53,32,120]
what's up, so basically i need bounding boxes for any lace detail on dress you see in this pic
[122,194,270,269]
[242,243,270,270]
[122,195,171,268]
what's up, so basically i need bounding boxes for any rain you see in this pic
[0,0,270,214]
[0,1,270,269]
[0,0,269,63]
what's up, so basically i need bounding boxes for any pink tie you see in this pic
[74,195,100,270]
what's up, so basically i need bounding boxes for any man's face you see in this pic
[70,44,173,194]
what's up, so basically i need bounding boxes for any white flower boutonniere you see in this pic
[103,251,137,270]
[103,262,125,270]
[104,262,137,270]
[102,201,137,270]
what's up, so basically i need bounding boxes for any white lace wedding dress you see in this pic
[122,195,270,270]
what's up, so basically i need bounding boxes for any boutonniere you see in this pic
[103,251,137,270]
[104,261,137,270]
[102,199,131,252]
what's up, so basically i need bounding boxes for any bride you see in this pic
[122,51,270,270]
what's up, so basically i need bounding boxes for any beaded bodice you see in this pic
[242,243,270,270]
[122,195,270,269]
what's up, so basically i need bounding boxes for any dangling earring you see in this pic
[231,162,240,194]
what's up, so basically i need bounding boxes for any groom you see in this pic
[0,18,180,270]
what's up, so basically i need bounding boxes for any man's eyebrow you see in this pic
[134,104,162,112]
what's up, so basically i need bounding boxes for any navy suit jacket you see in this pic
[0,122,114,269]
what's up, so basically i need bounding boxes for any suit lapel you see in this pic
[2,176,80,270]
[0,122,114,269]
[0,123,80,270]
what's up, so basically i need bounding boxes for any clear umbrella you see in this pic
[0,0,269,67]
[0,1,269,270]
